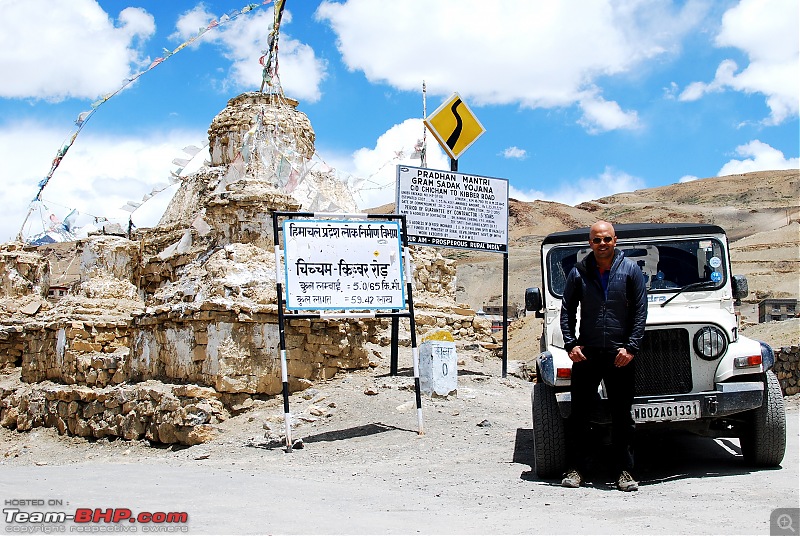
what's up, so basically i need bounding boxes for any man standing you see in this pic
[559,220,648,491]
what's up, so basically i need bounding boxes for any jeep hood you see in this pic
[646,306,738,337]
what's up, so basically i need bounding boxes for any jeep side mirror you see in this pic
[732,274,749,300]
[525,287,543,317]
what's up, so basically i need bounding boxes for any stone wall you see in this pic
[0,246,49,300]
[19,321,132,386]
[10,313,379,395]
[774,345,800,395]
[132,312,374,394]
[0,308,489,444]
[0,326,24,370]
[10,308,488,396]
[0,379,227,445]
[409,246,457,300]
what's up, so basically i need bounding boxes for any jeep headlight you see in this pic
[693,326,727,360]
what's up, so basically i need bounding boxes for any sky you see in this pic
[0,0,797,243]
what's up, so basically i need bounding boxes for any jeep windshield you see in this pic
[546,237,727,298]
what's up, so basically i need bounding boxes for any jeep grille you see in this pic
[636,328,692,396]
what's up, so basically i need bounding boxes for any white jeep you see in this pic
[525,223,786,478]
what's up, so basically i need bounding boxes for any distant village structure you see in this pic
[0,92,494,445]
[758,298,799,323]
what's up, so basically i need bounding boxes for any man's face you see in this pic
[589,223,616,263]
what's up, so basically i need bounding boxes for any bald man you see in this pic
[559,221,648,491]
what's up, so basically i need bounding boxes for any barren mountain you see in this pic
[449,169,799,311]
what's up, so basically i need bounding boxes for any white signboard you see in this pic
[283,219,406,310]
[396,165,509,252]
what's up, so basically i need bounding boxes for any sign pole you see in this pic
[396,165,509,376]
[502,254,509,378]
[276,282,293,452]
[450,158,458,172]
[402,237,424,435]
[390,314,399,376]
[274,212,423,441]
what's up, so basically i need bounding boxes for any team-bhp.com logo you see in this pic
[4,503,189,533]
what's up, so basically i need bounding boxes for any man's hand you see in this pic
[615,347,634,367]
[568,346,587,362]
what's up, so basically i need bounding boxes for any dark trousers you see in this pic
[565,347,635,474]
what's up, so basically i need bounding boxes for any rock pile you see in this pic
[0,377,227,445]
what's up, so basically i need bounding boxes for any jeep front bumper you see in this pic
[554,380,764,422]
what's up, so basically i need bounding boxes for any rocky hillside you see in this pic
[450,169,799,310]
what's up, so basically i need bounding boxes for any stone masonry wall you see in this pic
[774,345,799,395]
[0,379,227,445]
[12,308,488,397]
[12,313,377,395]
[0,305,491,445]
[132,311,374,394]
[0,327,24,371]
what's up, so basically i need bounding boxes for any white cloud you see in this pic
[316,0,705,133]
[508,185,546,203]
[680,0,799,124]
[510,167,644,206]
[678,81,708,102]
[0,0,154,100]
[578,89,640,133]
[317,119,449,210]
[0,122,204,242]
[679,175,699,183]
[679,59,739,101]
[172,6,327,101]
[717,140,800,176]
[332,126,641,209]
[501,147,527,160]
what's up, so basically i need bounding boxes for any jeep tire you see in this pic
[739,370,786,467]
[532,380,567,478]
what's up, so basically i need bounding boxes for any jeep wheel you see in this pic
[532,381,566,478]
[739,370,786,467]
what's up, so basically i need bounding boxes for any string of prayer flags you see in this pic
[28,0,274,205]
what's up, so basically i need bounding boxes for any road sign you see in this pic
[282,219,406,310]
[396,165,508,252]
[424,93,486,161]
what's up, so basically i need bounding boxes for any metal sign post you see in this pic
[396,165,511,376]
[272,212,424,452]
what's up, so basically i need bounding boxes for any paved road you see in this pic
[2,408,798,535]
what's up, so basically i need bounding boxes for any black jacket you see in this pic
[560,249,648,354]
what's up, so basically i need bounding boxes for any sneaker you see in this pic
[561,469,583,488]
[617,471,638,491]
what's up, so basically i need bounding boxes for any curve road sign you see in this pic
[424,93,486,161]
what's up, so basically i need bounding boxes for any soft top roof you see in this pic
[542,222,726,245]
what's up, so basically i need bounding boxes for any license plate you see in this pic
[631,401,701,423]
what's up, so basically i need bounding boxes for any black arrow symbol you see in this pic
[445,97,463,151]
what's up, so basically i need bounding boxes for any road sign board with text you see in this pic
[396,165,508,253]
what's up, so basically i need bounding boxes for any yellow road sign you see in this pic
[424,92,486,161]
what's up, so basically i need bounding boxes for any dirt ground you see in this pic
[0,340,531,465]
[0,317,796,468]
[1,319,798,535]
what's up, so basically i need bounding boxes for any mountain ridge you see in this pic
[439,169,799,310]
